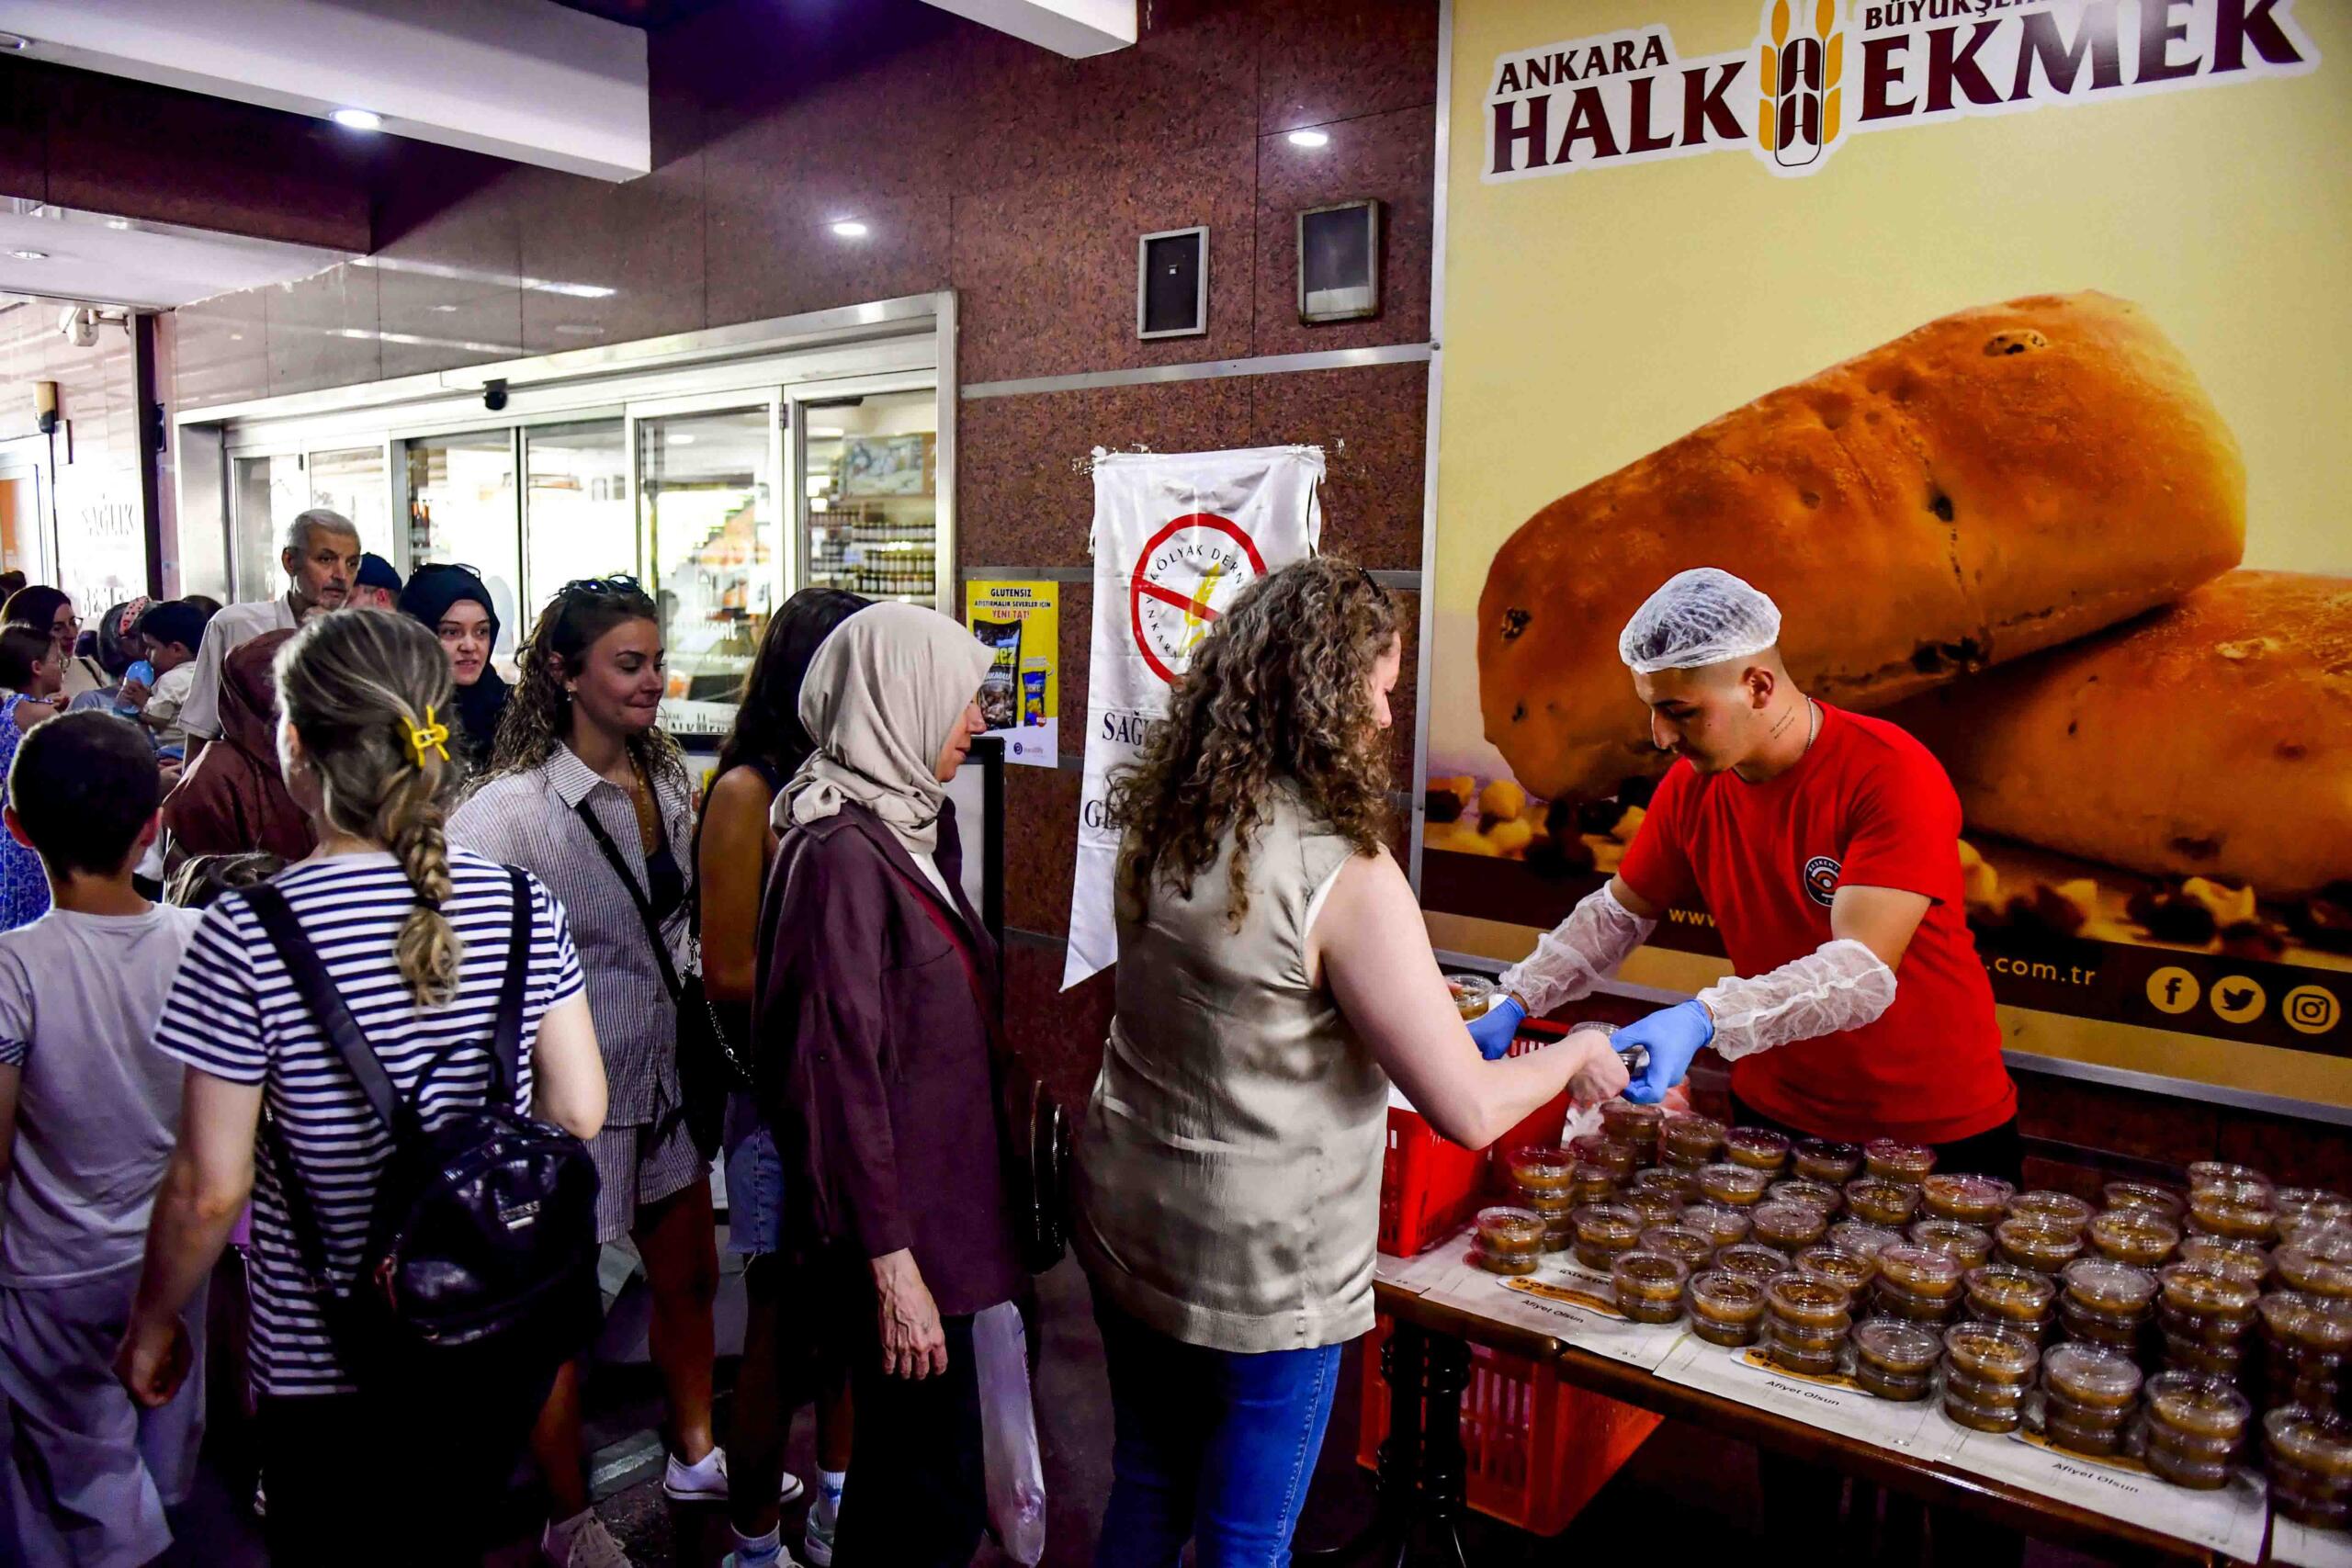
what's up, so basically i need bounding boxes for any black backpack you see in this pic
[244,867,602,1384]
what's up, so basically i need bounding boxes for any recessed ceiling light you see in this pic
[1286,129,1331,148]
[668,433,696,445]
[537,280,615,299]
[104,218,131,231]
[830,220,869,239]
[432,303,458,312]
[6,249,47,261]
[329,107,382,131]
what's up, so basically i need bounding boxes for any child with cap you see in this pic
[351,552,404,611]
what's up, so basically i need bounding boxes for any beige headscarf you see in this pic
[779,601,995,858]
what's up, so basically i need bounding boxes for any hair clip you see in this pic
[403,705,451,767]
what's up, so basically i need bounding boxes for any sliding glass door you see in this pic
[639,404,781,737]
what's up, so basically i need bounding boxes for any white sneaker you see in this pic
[543,1512,637,1568]
[661,1444,807,1506]
[719,1547,802,1568]
[801,1509,836,1568]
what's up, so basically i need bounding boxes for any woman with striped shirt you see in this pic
[117,608,609,1563]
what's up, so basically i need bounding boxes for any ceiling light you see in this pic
[0,33,28,52]
[537,280,616,299]
[431,303,458,312]
[830,220,869,239]
[104,219,131,231]
[553,323,603,337]
[668,434,695,445]
[6,249,47,261]
[1286,129,1331,148]
[329,107,382,131]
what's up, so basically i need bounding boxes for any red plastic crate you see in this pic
[1355,1313,1662,1536]
[1377,1104,1487,1258]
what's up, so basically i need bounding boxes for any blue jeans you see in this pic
[1093,1296,1344,1568]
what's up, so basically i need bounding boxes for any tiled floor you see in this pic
[151,1245,2124,1566]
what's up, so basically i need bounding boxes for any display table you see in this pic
[1339,1232,2315,1566]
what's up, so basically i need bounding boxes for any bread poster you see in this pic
[1422,0,2352,1102]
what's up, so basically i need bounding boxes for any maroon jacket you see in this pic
[161,630,316,871]
[753,797,1021,1319]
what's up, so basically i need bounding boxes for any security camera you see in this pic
[483,378,509,412]
[57,306,96,348]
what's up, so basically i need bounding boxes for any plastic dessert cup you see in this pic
[2086,1209,2182,1269]
[1751,1201,1830,1255]
[1724,1127,1792,1176]
[1921,1173,2014,1226]
[1862,1139,1935,1187]
[2007,1190,2096,1234]
[1610,1250,1690,1325]
[1792,1138,1863,1186]
[1690,1269,1770,1347]
[1696,1163,1772,1208]
[1659,1113,1727,1168]
[1907,1220,1994,1269]
[1844,1178,1920,1228]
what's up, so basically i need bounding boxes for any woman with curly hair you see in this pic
[450,577,716,1568]
[1075,558,1630,1566]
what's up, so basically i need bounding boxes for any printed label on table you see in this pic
[2272,1516,2352,1568]
[1652,1337,1950,1455]
[1375,1241,1464,1298]
[1938,1425,2270,1562]
[1419,1249,1686,1371]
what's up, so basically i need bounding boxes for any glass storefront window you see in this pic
[524,421,632,632]
[231,453,304,602]
[802,388,938,608]
[642,408,776,738]
[405,431,521,666]
[305,446,392,563]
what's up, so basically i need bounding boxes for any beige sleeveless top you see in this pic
[1074,789,1389,1353]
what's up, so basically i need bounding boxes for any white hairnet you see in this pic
[1617,567,1783,674]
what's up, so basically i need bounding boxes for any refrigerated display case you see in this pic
[801,387,940,608]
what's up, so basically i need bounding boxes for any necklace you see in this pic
[626,765,662,852]
[1803,697,1821,755]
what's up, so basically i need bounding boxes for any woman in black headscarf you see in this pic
[398,563,508,771]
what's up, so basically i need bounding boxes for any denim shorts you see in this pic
[722,1091,787,1258]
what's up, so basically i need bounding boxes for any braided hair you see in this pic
[275,609,463,1007]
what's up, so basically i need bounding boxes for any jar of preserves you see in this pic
[1996,1216,2086,1273]
[1751,1201,1830,1256]
[1920,1173,2014,1226]
[1658,1113,1727,1169]
[1680,1202,1753,1253]
[1862,1139,1935,1187]
[1695,1163,1771,1209]
[2086,1209,2181,1269]
[1610,1250,1690,1325]
[2007,1190,2096,1235]
[1570,1202,1644,1274]
[1792,1245,1877,1296]
[1690,1269,1770,1347]
[1724,1127,1792,1176]
[1792,1137,1862,1186]
[1844,1178,1920,1229]
[1906,1220,1995,1270]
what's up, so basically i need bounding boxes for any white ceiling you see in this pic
[0,199,354,310]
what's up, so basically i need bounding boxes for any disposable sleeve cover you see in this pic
[1499,883,1656,1017]
[1696,939,1896,1061]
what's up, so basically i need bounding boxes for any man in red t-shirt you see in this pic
[1468,568,2019,1179]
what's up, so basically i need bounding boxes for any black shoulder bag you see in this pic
[246,869,602,1386]
[571,800,737,1160]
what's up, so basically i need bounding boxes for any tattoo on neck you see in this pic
[1768,707,1798,739]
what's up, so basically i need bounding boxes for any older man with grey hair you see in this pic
[177,509,361,763]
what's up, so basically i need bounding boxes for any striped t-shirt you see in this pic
[154,848,585,1396]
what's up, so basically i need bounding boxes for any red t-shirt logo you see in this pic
[1802,854,1841,908]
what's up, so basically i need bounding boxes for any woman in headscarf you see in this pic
[159,630,317,874]
[695,588,866,1568]
[754,602,1012,1568]
[398,562,507,771]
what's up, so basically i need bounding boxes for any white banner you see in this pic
[1061,446,1324,990]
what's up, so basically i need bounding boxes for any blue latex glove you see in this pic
[1465,996,1527,1061]
[1617,1000,1715,1103]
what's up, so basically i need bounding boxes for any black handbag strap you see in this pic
[243,868,534,1289]
[572,798,685,1005]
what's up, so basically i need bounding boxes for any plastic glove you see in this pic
[1698,938,1894,1061]
[1618,999,1715,1104]
[1465,996,1527,1060]
[1498,883,1657,1018]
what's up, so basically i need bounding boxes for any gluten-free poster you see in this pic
[965,580,1058,768]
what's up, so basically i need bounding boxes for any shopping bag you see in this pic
[974,1301,1047,1564]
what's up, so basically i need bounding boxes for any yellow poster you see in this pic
[1425,0,2351,1099]
[965,580,1059,768]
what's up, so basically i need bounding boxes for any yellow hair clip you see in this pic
[403,705,452,767]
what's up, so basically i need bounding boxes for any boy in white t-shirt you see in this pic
[0,711,208,1568]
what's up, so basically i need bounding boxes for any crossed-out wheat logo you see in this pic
[1483,0,2317,184]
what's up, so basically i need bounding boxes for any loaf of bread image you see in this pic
[1476,292,2245,801]
[1888,570,2352,899]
